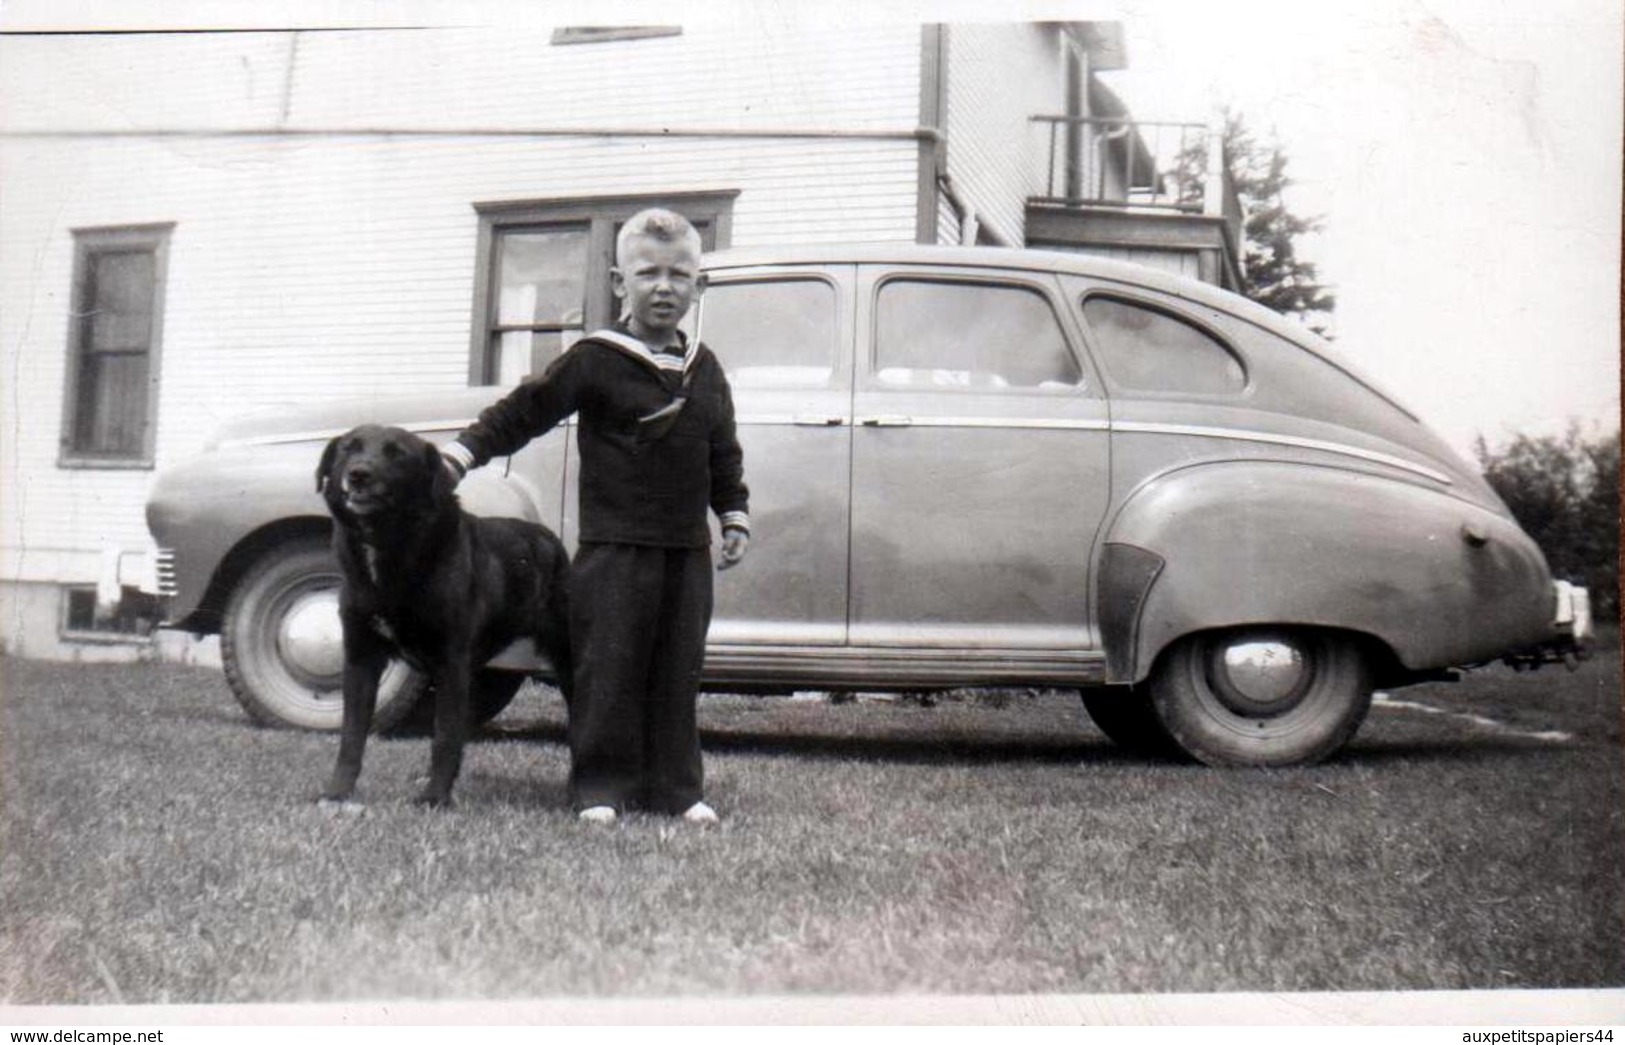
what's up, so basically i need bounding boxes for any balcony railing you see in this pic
[1030,115,1238,223]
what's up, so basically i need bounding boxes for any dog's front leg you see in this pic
[322,641,386,804]
[415,648,472,807]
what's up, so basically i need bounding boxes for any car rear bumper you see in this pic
[1503,580,1595,670]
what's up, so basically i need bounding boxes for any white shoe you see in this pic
[682,801,719,825]
[578,805,618,825]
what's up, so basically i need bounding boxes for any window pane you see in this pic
[89,251,154,352]
[700,279,836,388]
[875,280,1081,390]
[496,228,589,327]
[492,328,585,387]
[1082,297,1245,394]
[75,351,148,454]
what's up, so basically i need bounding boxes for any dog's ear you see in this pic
[427,441,455,504]
[316,436,340,494]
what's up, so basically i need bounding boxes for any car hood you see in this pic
[205,388,509,450]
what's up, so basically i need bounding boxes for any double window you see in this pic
[470,193,737,386]
[60,225,173,466]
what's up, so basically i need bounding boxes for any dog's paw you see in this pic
[316,796,367,816]
[411,789,453,809]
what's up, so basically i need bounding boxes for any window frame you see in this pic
[1076,290,1252,400]
[58,585,158,644]
[864,271,1094,396]
[58,223,174,469]
[468,192,738,386]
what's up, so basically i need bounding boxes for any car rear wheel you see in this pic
[221,536,427,732]
[1147,628,1373,766]
[1080,686,1182,758]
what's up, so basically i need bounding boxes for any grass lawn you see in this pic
[0,638,1620,1005]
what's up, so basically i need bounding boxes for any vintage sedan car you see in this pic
[142,245,1591,766]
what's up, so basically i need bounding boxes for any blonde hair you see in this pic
[615,208,702,267]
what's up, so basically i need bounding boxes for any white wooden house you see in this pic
[0,19,1240,660]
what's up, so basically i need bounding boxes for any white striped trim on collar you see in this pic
[586,329,697,375]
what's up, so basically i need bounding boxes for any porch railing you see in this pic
[1030,115,1237,221]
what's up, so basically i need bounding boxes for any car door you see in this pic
[559,264,855,646]
[848,264,1110,652]
[697,266,854,645]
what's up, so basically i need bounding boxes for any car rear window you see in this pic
[875,279,1083,390]
[1081,296,1246,395]
[700,278,838,388]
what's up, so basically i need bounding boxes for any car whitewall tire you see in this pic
[1148,628,1374,767]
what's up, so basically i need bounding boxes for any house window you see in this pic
[60,585,160,642]
[470,193,737,386]
[60,225,173,466]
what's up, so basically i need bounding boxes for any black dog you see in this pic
[315,424,572,807]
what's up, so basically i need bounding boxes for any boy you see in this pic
[440,208,749,825]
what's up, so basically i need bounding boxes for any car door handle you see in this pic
[792,415,848,426]
[858,416,914,427]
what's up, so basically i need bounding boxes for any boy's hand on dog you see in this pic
[718,529,749,570]
[439,453,465,488]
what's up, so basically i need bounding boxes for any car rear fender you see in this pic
[1097,460,1557,683]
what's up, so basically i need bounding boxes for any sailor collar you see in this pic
[586,328,700,376]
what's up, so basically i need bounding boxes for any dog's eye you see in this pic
[344,439,363,453]
[382,443,403,459]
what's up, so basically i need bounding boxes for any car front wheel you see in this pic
[220,537,427,732]
[1147,628,1373,766]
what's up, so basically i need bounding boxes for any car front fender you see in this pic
[146,440,549,630]
[1097,460,1557,683]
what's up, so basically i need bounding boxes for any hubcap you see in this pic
[1206,635,1311,717]
[277,588,344,686]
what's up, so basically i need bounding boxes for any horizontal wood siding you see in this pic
[1038,242,1203,280]
[943,24,1068,247]
[0,25,923,133]
[0,25,923,585]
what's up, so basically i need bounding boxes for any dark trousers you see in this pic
[567,542,713,813]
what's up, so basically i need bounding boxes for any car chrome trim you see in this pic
[744,417,1100,431]
[853,417,1111,431]
[1112,421,1454,485]
[218,419,1445,491]
[701,644,1108,687]
[218,420,476,449]
[153,547,178,598]
[480,640,1106,686]
[735,414,850,426]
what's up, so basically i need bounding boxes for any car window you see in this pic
[874,279,1083,390]
[1081,296,1246,394]
[699,278,838,388]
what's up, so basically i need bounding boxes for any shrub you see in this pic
[1475,426,1620,621]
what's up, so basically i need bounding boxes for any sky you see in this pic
[1095,0,1622,454]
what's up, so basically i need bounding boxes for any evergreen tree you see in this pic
[1180,110,1336,336]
